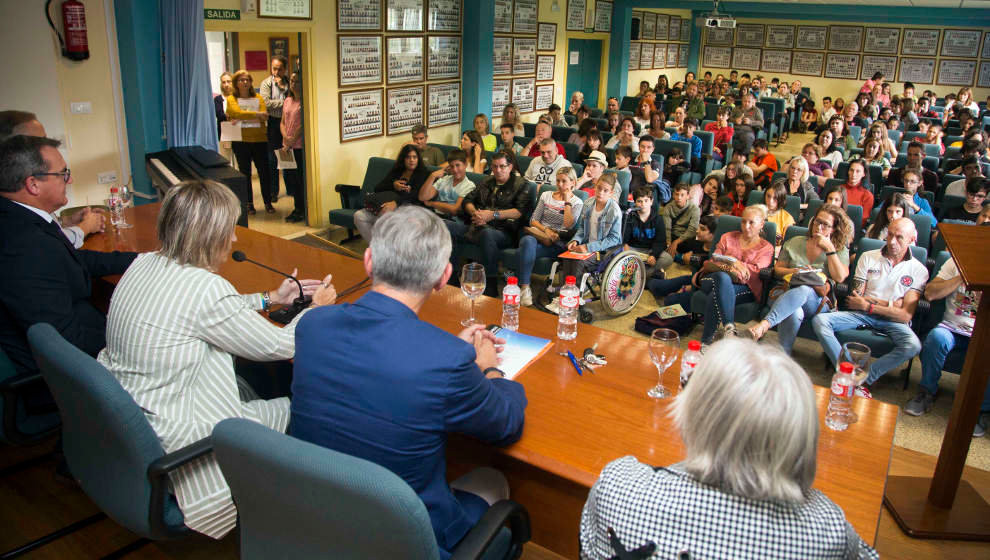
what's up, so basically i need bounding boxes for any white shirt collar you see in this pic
[10,199,54,223]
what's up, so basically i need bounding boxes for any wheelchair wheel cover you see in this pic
[600,250,646,316]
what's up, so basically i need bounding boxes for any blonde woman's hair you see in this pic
[788,156,810,183]
[743,203,768,222]
[671,338,819,503]
[556,166,577,183]
[158,180,241,270]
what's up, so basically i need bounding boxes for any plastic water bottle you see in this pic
[826,362,855,431]
[501,277,520,331]
[557,276,580,340]
[108,186,124,227]
[679,340,702,388]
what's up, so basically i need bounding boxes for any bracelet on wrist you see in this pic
[825,251,837,256]
[261,291,271,310]
[483,367,506,378]
[867,303,874,314]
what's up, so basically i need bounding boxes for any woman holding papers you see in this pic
[227,69,273,215]
[280,71,305,223]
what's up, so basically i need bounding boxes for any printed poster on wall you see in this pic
[828,26,863,52]
[387,36,424,84]
[864,28,900,54]
[941,29,981,58]
[536,55,555,81]
[667,44,679,69]
[937,59,976,86]
[534,84,554,111]
[493,37,512,75]
[340,89,383,142]
[860,55,897,82]
[640,43,654,69]
[678,44,688,67]
[337,0,382,31]
[386,0,423,32]
[492,80,510,114]
[538,23,557,51]
[338,36,383,86]
[513,0,538,34]
[735,24,765,48]
[668,16,681,42]
[427,0,460,32]
[655,14,669,41]
[628,42,641,71]
[761,50,792,74]
[732,47,761,71]
[977,61,990,89]
[898,57,935,84]
[566,0,586,32]
[594,1,613,33]
[795,26,827,50]
[901,29,939,56]
[680,19,690,42]
[653,43,666,68]
[512,38,537,75]
[824,53,860,79]
[387,86,424,136]
[703,46,732,69]
[641,12,656,40]
[512,77,536,113]
[706,27,733,46]
[494,0,512,33]
[765,25,794,49]
[790,51,824,77]
[982,32,990,59]
[427,36,460,81]
[427,82,459,128]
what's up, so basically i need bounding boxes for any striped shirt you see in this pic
[97,252,306,538]
[260,75,287,118]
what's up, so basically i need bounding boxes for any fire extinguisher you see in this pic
[46,0,90,61]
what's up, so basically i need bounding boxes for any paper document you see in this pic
[220,121,242,141]
[657,304,687,318]
[558,250,595,260]
[237,98,261,127]
[488,326,552,380]
[275,149,297,169]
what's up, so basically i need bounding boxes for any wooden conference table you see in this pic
[86,204,898,558]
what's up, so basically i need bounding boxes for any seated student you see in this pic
[662,147,690,189]
[500,103,525,137]
[576,130,609,167]
[473,113,497,152]
[746,138,778,189]
[861,122,898,159]
[406,124,447,168]
[712,194,734,217]
[498,122,524,155]
[671,118,703,165]
[690,173,725,217]
[704,106,734,162]
[899,98,920,128]
[902,81,917,102]
[813,218,927,399]
[764,180,795,245]
[728,175,754,217]
[866,193,910,240]
[665,106,686,130]
[778,156,820,208]
[886,115,902,132]
[354,144,431,242]
[524,139,572,187]
[581,337,876,559]
[945,138,990,175]
[460,130,487,174]
[664,205,774,344]
[948,118,980,150]
[560,173,623,286]
[523,120,566,159]
[944,178,989,222]
[446,151,531,297]
[576,150,608,198]
[647,215,716,298]
[419,149,476,219]
[622,186,667,276]
[949,87,980,119]
[945,156,985,198]
[571,104,592,130]
[904,214,990,435]
[861,138,892,180]
[606,96,620,114]
[818,96,835,130]
[567,118,597,150]
[629,135,666,203]
[632,99,654,133]
[604,111,621,135]
[611,145,633,177]
[657,183,701,271]
[566,92,584,115]
[604,116,638,150]
[749,204,853,353]
[815,128,844,170]
[888,142,938,193]
[711,156,754,190]
[791,143,833,192]
[921,122,945,156]
[99,181,336,539]
[516,167,583,306]
[546,103,567,127]
[916,96,939,119]
[799,99,818,133]
[842,158,874,226]
[647,111,670,140]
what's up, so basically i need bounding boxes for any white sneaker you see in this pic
[520,285,533,306]
[545,297,560,315]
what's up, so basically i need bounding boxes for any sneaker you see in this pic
[520,285,533,307]
[854,385,873,400]
[545,297,560,315]
[904,388,935,417]
[713,323,737,341]
[974,413,989,438]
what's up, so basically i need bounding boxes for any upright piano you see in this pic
[145,146,249,227]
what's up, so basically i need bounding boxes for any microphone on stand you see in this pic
[231,250,310,324]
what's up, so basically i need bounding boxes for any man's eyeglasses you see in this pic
[33,169,71,182]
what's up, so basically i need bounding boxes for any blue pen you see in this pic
[565,350,583,376]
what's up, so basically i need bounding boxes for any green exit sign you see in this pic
[205,9,240,21]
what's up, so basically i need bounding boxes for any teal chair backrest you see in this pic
[655,138,693,165]
[783,225,809,244]
[523,122,537,137]
[855,236,928,265]
[27,323,185,539]
[571,162,584,177]
[560,141,580,163]
[427,143,455,158]
[694,130,715,157]
[848,125,862,142]
[360,157,399,202]
[551,126,572,143]
[801,200,824,227]
[620,96,639,112]
[213,418,441,560]
[938,195,966,221]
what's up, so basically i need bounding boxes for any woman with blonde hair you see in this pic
[500,103,525,137]
[581,337,878,558]
[98,180,336,539]
[779,155,819,208]
[858,122,897,159]
[860,137,892,179]
[227,69,273,214]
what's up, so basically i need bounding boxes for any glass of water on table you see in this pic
[841,341,871,423]
[647,328,680,399]
[460,263,485,326]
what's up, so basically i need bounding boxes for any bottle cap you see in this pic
[506,276,518,285]
[688,340,701,351]
[839,362,854,373]
[565,275,576,285]
[110,187,119,192]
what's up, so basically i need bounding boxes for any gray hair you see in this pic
[370,206,451,293]
[157,180,241,270]
[671,338,819,503]
[0,135,61,193]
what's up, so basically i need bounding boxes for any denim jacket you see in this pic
[573,198,622,253]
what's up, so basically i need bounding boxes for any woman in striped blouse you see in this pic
[97,180,336,539]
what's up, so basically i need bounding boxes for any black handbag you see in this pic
[634,311,695,336]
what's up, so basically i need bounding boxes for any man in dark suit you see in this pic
[290,206,527,559]
[0,135,137,374]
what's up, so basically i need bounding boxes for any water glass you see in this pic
[460,263,485,326]
[647,328,680,399]
[841,341,871,423]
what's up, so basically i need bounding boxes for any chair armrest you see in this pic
[0,371,44,392]
[450,499,531,560]
[334,184,362,210]
[147,436,214,537]
[758,267,774,304]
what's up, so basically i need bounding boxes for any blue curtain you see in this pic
[161,0,217,150]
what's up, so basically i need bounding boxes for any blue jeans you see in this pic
[516,235,566,285]
[446,221,513,281]
[665,271,753,343]
[764,286,829,354]
[811,311,922,385]
[647,274,693,299]
[919,327,990,411]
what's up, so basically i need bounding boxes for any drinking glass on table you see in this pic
[647,328,680,399]
[460,263,486,326]
[841,341,871,423]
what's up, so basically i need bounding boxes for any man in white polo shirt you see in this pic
[812,218,928,398]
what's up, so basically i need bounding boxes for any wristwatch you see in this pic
[484,367,506,378]
[494,210,501,220]
[563,202,572,207]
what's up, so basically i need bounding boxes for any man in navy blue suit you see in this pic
[291,206,527,558]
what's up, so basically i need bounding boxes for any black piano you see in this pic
[145,146,249,227]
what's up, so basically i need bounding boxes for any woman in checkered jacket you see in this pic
[579,338,879,559]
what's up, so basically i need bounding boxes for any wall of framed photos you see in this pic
[625,8,694,96]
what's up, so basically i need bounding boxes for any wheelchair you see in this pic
[540,248,648,323]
